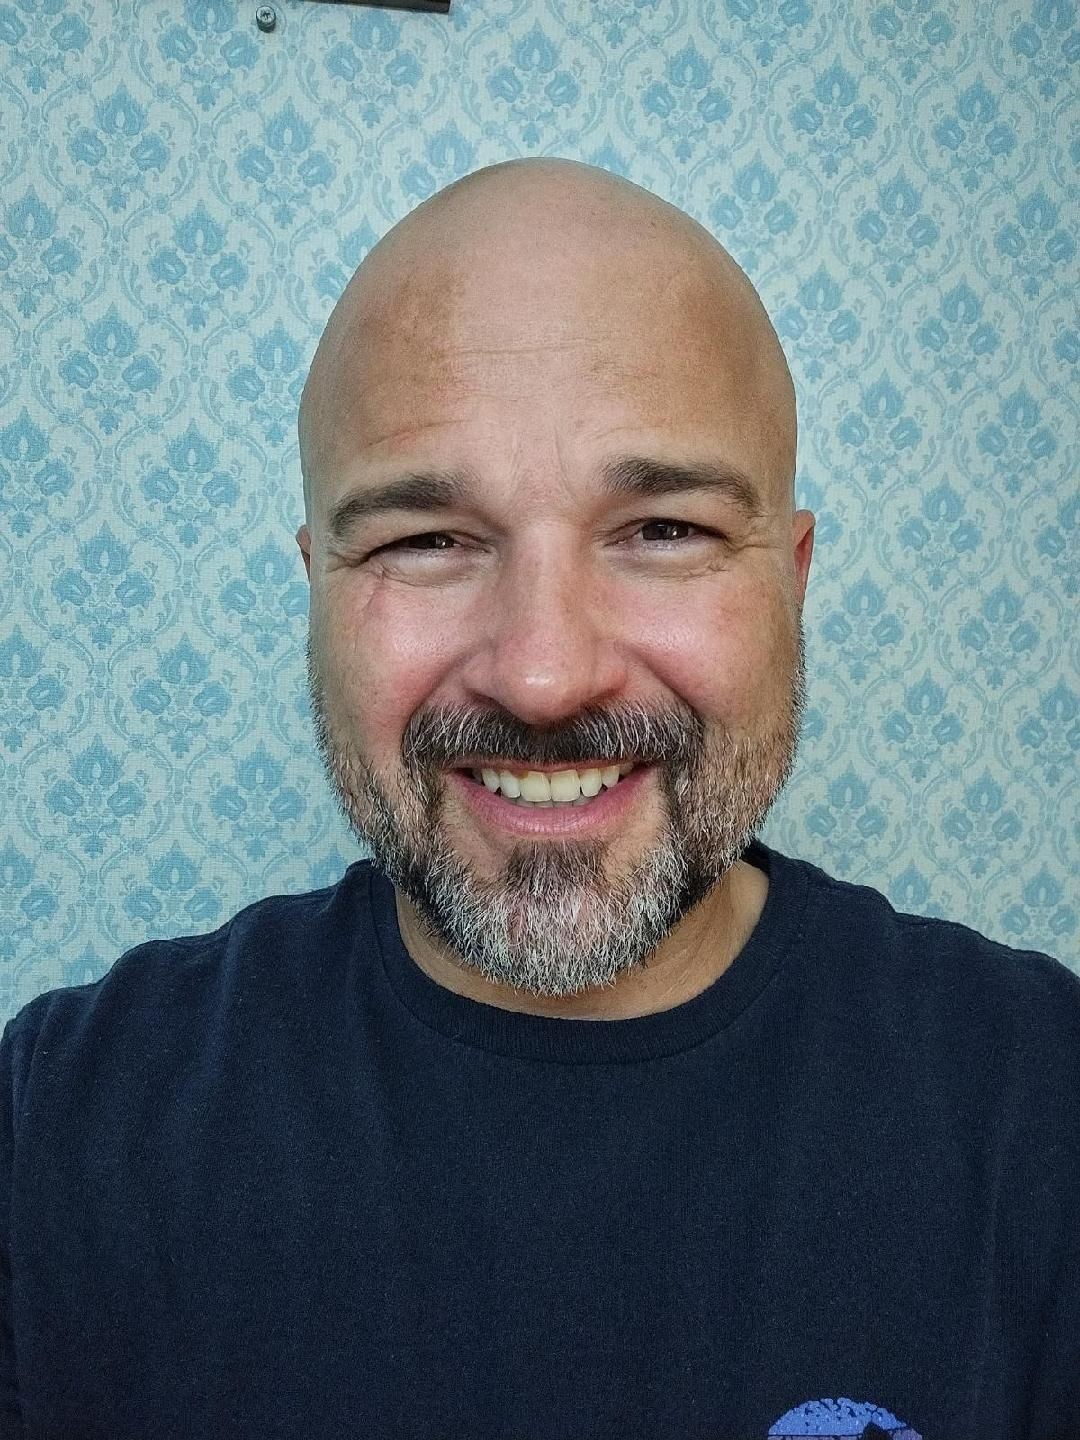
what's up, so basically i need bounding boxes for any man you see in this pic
[1,158,1076,1438]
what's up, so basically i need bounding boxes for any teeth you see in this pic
[474,763,635,804]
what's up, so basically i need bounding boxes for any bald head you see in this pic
[297,158,796,520]
[297,160,814,1009]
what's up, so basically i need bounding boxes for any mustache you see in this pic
[399,698,707,774]
[399,628,806,775]
[306,617,806,776]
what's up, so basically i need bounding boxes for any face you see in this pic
[300,221,814,998]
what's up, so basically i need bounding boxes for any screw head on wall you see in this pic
[255,5,277,30]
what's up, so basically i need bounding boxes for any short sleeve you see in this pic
[1027,1240,1080,1438]
[0,1018,23,1436]
[1024,968,1080,1439]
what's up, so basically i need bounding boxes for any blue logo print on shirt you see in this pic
[768,1397,922,1438]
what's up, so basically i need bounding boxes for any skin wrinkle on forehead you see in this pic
[299,160,796,522]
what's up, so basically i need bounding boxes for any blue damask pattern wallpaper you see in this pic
[0,0,1076,1020]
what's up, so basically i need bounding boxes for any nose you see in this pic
[462,532,629,726]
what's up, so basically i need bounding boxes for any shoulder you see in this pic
[781,845,1080,1082]
[787,845,1077,990]
[774,848,1080,1248]
[1,861,377,1102]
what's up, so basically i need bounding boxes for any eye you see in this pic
[635,519,713,548]
[375,520,714,554]
[377,532,457,554]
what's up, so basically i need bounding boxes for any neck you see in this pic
[394,858,768,1021]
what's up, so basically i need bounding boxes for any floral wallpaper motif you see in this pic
[1,0,1076,1019]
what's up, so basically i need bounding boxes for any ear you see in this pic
[792,509,814,607]
[296,524,312,580]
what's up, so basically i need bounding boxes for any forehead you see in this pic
[315,240,792,496]
[383,303,763,427]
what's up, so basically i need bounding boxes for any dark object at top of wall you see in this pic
[305,0,451,11]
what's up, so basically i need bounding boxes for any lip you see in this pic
[447,764,654,837]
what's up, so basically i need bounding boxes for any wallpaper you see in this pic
[1,0,1077,1022]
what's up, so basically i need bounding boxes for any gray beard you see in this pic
[306,627,805,998]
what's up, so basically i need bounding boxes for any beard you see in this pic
[306,624,805,999]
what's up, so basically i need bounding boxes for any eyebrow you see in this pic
[326,454,764,543]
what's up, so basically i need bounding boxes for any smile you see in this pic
[449,763,654,836]
[465,762,637,806]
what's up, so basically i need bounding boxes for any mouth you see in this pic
[453,759,641,774]
[447,762,655,837]
[455,760,639,799]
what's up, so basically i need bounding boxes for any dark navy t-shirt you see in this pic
[1,842,1077,1438]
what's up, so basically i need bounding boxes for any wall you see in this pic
[1,0,1076,1020]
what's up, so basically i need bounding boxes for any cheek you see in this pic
[634,583,796,725]
[318,588,447,738]
[318,566,796,738]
